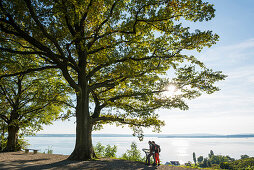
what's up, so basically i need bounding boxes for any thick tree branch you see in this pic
[60,66,80,91]
[92,116,148,127]
[89,76,127,91]
[0,114,9,123]
[59,0,76,36]
[0,66,59,80]
[91,90,102,119]
[66,43,79,72]
[92,116,124,123]
[0,47,46,55]
[88,40,129,55]
[107,90,163,103]
[79,0,94,31]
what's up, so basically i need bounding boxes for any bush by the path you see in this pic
[220,157,254,169]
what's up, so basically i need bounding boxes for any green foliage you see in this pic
[230,157,254,169]
[193,152,197,165]
[197,156,204,164]
[94,142,105,157]
[219,157,254,169]
[199,158,211,168]
[219,162,233,169]
[0,52,73,150]
[192,150,254,169]
[241,155,250,159]
[93,142,117,158]
[104,144,117,158]
[43,146,53,154]
[209,155,233,165]
[0,136,29,151]
[208,150,214,159]
[0,136,7,151]
[0,0,226,141]
[17,137,30,151]
[121,142,145,162]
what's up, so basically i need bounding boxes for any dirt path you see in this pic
[0,151,199,170]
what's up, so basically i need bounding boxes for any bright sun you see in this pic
[163,84,179,97]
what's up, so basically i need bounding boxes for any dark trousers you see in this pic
[146,153,155,165]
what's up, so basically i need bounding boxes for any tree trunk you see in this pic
[68,79,94,160]
[4,125,19,152]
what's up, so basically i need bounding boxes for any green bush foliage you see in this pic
[230,157,254,169]
[94,142,105,157]
[104,144,117,158]
[241,155,250,159]
[209,155,233,164]
[93,142,117,158]
[121,142,145,162]
[197,156,204,164]
[0,136,29,152]
[219,162,233,169]
[192,150,253,169]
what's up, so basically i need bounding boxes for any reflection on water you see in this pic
[171,139,189,157]
[24,136,254,164]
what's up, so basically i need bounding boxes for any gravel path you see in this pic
[0,151,199,170]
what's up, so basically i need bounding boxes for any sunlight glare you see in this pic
[163,84,178,97]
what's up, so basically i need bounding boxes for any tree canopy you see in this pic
[0,0,226,159]
[0,51,72,151]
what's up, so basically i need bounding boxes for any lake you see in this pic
[24,135,254,164]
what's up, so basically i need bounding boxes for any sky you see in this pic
[39,0,254,135]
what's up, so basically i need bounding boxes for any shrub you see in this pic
[231,157,254,169]
[219,162,232,169]
[121,142,145,162]
[104,144,117,158]
[241,155,250,159]
[197,156,203,164]
[209,155,232,164]
[1,136,29,151]
[93,143,117,158]
[42,146,53,154]
[94,142,105,157]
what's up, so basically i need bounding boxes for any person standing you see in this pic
[152,141,160,166]
[146,141,155,165]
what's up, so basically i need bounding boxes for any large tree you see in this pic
[0,53,72,151]
[0,0,226,160]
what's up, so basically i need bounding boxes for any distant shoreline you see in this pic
[28,134,254,138]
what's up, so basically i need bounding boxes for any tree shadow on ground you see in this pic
[13,159,158,170]
[12,158,50,164]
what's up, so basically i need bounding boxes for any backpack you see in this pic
[155,144,161,153]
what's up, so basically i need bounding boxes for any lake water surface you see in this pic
[24,136,254,164]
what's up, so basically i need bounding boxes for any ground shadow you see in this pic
[12,158,50,164]
[18,159,158,170]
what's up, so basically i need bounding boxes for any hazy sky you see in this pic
[39,0,254,135]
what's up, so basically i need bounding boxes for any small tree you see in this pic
[241,155,249,159]
[122,142,144,162]
[203,158,208,167]
[208,150,214,159]
[104,144,117,158]
[193,152,197,165]
[94,142,105,157]
[197,156,204,164]
[209,155,231,165]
